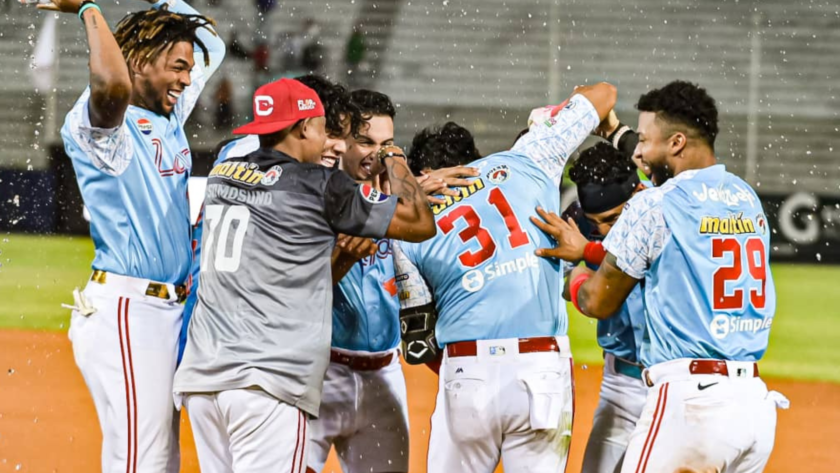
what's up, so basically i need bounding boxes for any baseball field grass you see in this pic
[1,233,838,384]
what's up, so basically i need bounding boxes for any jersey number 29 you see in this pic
[203,205,251,272]
[711,237,767,310]
[437,188,529,267]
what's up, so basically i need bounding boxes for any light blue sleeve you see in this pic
[152,0,226,124]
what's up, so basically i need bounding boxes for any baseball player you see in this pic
[306,89,409,473]
[551,80,788,473]
[178,74,364,365]
[394,83,617,472]
[532,142,649,473]
[174,79,435,472]
[51,0,224,469]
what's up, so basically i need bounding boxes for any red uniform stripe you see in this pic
[124,298,138,473]
[298,412,307,473]
[117,298,133,473]
[290,410,303,473]
[639,383,669,473]
[564,357,575,473]
[635,383,666,473]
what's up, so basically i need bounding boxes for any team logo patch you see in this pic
[756,213,768,235]
[360,184,389,204]
[261,165,283,186]
[137,118,153,135]
[297,98,317,111]
[486,164,511,184]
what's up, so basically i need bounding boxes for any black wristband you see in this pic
[378,150,406,166]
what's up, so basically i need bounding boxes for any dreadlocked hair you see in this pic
[114,8,217,70]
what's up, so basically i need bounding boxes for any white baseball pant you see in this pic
[308,349,409,473]
[427,336,574,473]
[581,353,648,473]
[68,273,182,473]
[185,389,309,473]
[620,358,789,473]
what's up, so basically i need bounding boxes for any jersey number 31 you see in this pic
[436,188,528,267]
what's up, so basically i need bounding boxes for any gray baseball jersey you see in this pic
[174,147,397,416]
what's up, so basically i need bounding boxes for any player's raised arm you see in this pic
[39,0,132,128]
[512,82,617,186]
[378,146,437,242]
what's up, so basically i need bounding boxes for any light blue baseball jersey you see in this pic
[603,165,776,366]
[395,94,600,346]
[332,239,401,352]
[597,285,645,363]
[60,0,225,285]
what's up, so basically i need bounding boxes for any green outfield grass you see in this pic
[1,234,838,383]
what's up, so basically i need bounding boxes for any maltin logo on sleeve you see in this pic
[136,118,153,135]
[360,184,390,204]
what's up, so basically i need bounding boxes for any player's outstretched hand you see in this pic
[336,234,377,261]
[418,166,480,205]
[531,206,589,262]
[34,0,84,13]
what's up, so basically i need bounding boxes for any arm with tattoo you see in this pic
[379,146,436,242]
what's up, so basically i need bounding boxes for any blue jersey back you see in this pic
[332,239,401,352]
[644,166,775,365]
[400,154,566,345]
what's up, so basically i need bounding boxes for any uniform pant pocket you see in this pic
[444,377,492,442]
[521,370,568,431]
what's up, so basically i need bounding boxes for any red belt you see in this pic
[330,350,394,371]
[446,337,560,358]
[689,360,759,377]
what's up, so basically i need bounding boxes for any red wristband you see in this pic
[583,241,607,266]
[570,273,592,313]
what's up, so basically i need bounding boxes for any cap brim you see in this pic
[232,118,300,136]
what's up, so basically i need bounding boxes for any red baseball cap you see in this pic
[232,78,325,135]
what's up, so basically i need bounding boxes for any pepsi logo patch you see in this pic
[486,164,511,184]
[137,118,153,135]
[360,184,390,204]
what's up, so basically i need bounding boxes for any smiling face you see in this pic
[634,111,676,186]
[342,115,395,181]
[319,115,350,168]
[130,41,195,116]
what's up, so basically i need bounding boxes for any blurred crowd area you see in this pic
[0,0,838,195]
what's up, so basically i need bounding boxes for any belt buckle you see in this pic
[91,270,107,284]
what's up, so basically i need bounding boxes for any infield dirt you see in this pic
[0,330,835,472]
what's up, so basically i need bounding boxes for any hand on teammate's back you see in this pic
[530,207,589,263]
[418,165,480,205]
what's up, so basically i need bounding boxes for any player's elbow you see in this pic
[583,299,619,320]
[399,218,436,243]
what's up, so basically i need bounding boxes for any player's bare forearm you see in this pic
[381,150,436,242]
[572,82,617,122]
[83,8,131,128]
[569,254,639,320]
[331,253,357,285]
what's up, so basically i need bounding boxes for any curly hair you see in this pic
[350,89,396,120]
[295,74,363,137]
[407,122,481,175]
[636,80,719,149]
[569,142,636,188]
[114,8,216,70]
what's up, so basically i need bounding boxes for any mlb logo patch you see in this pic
[359,184,389,204]
[136,118,153,135]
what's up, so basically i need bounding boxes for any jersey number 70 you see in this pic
[436,188,529,267]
